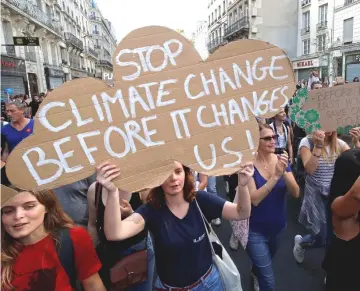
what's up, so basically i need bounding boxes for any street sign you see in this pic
[4,88,14,95]
[13,37,40,46]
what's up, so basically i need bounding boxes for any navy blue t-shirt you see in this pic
[1,119,34,152]
[136,191,226,287]
[249,164,291,235]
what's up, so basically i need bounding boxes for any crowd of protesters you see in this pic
[1,74,360,291]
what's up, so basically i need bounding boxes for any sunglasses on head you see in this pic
[260,134,278,142]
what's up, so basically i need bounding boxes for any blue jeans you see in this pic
[207,176,217,196]
[246,230,284,291]
[122,234,155,291]
[154,265,223,291]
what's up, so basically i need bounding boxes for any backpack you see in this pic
[296,137,314,180]
[55,228,77,289]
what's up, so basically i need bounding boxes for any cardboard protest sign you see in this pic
[6,26,295,192]
[289,83,360,134]
[1,184,18,207]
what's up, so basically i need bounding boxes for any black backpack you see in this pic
[296,137,314,180]
[55,228,77,289]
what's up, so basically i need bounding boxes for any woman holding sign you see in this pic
[246,123,300,291]
[293,129,359,265]
[1,187,105,291]
[100,160,253,290]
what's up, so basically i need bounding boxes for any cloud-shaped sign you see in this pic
[6,26,295,192]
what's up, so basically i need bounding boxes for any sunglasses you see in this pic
[260,134,278,142]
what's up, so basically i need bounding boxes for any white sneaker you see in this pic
[324,277,326,285]
[225,181,229,193]
[252,273,260,291]
[293,235,305,263]
[229,233,239,250]
[211,218,221,226]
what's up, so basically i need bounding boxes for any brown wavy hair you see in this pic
[1,189,74,290]
[146,165,196,208]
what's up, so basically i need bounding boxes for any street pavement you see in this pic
[214,177,326,291]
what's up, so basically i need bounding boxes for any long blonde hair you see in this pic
[1,189,74,290]
[316,131,341,160]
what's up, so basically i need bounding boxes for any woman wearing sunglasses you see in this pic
[246,123,300,291]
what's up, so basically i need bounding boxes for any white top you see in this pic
[270,122,288,149]
[299,137,347,186]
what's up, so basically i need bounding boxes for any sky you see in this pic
[96,0,208,43]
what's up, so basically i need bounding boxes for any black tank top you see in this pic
[95,183,147,254]
[323,231,360,291]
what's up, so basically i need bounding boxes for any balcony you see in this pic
[1,45,16,57]
[3,0,62,35]
[224,16,249,39]
[98,59,113,68]
[89,14,102,22]
[25,51,36,62]
[84,46,98,59]
[207,36,226,53]
[317,21,327,31]
[92,30,100,35]
[335,0,359,11]
[94,44,101,50]
[301,26,310,35]
[64,32,84,50]
[301,0,311,7]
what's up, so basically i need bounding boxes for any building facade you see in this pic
[206,0,298,59]
[0,0,116,100]
[193,20,209,60]
[89,1,116,80]
[293,0,360,84]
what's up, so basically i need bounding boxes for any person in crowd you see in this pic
[1,186,105,291]
[87,181,155,290]
[100,160,253,290]
[207,176,222,226]
[1,101,34,186]
[1,101,34,161]
[293,128,358,264]
[269,109,294,165]
[245,123,300,291]
[307,70,320,90]
[29,95,41,117]
[323,148,360,291]
[53,175,96,228]
[353,76,359,82]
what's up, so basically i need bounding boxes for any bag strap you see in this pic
[194,199,217,257]
[55,228,77,289]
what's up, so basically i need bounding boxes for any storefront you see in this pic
[292,58,320,82]
[1,56,27,100]
[345,53,360,82]
[71,69,88,79]
[44,66,65,90]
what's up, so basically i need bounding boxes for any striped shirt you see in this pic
[299,137,347,186]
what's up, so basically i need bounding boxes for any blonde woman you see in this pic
[1,187,105,291]
[293,130,351,264]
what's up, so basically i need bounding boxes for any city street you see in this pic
[214,177,326,291]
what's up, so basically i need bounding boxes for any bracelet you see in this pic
[313,153,321,158]
[264,183,271,193]
[315,144,323,149]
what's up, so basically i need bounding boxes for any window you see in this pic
[234,8,238,20]
[303,11,310,29]
[317,34,326,51]
[239,7,243,17]
[223,0,225,12]
[319,4,327,24]
[229,13,232,24]
[343,18,354,43]
[208,15,210,24]
[212,12,214,23]
[219,5,221,17]
[215,9,217,19]
[303,39,310,54]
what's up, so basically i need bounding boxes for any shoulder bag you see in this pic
[195,199,243,291]
[95,182,148,290]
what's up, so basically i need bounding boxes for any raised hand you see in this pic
[275,153,288,178]
[349,127,360,149]
[96,161,121,194]
[238,162,255,186]
[120,199,134,217]
[312,130,325,147]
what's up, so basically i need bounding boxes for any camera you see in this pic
[275,148,285,155]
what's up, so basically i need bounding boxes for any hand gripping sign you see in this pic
[6,26,295,192]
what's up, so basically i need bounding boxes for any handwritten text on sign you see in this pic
[6,26,296,192]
